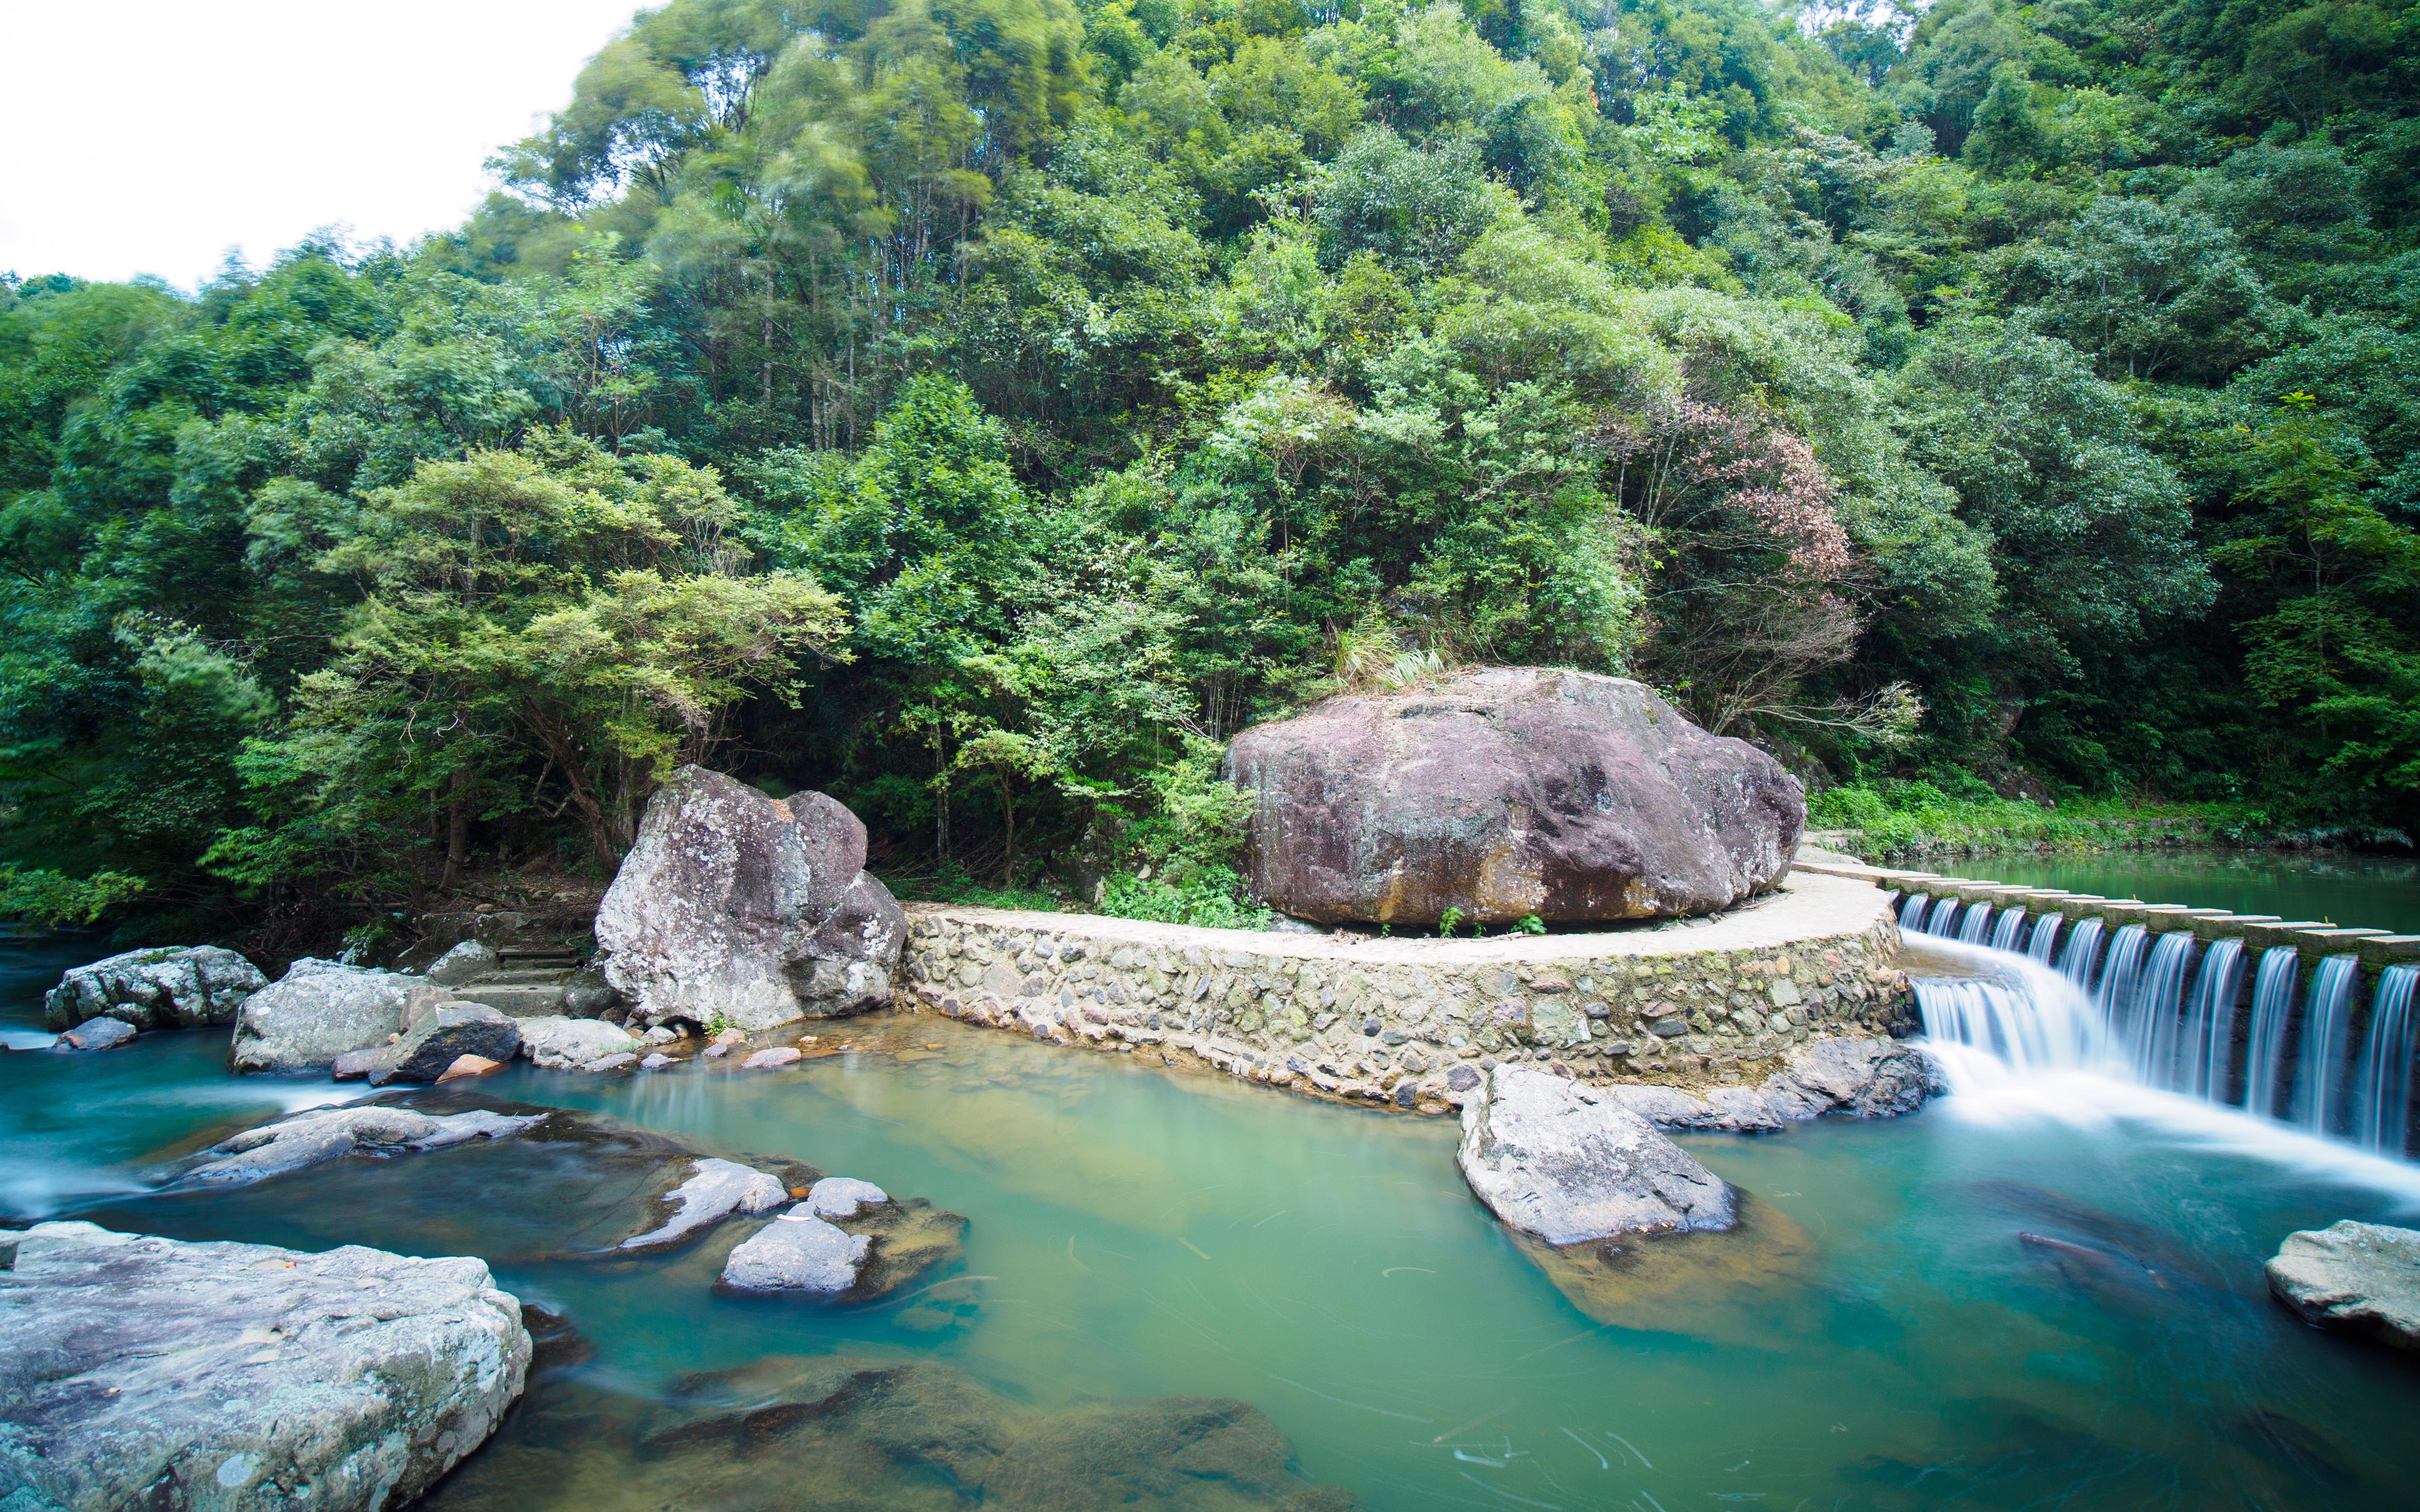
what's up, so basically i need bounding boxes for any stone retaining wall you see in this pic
[900,870,1911,1115]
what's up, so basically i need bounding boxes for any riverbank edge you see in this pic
[896,870,1913,1116]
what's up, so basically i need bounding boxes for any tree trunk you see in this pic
[441,765,473,890]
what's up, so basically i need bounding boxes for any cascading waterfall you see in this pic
[2244,948,2301,1120]
[2291,956,2364,1137]
[1989,907,2027,952]
[2122,932,2197,1087]
[2175,938,2245,1102]
[2354,965,2419,1157]
[1903,894,2411,1162]
[2026,914,2060,963]
[2057,917,2105,988]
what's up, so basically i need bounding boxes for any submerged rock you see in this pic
[43,946,266,1032]
[1457,1064,1735,1245]
[592,766,908,1031]
[518,1014,640,1070]
[2266,1220,2420,1352]
[619,1157,791,1251]
[1226,667,1802,927]
[721,1208,872,1293]
[230,958,421,1073]
[183,1103,546,1185]
[419,1351,1359,1512]
[0,1221,528,1512]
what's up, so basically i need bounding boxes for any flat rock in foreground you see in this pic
[1457,1064,1735,1245]
[1227,667,1803,926]
[2266,1220,2420,1352]
[0,1222,529,1512]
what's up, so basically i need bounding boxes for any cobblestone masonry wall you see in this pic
[901,870,1911,1115]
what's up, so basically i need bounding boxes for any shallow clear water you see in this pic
[11,941,2420,1509]
[1928,849,2420,937]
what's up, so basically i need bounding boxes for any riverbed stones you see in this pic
[2266,1220,2420,1351]
[593,766,908,1031]
[230,958,423,1073]
[720,1208,872,1293]
[184,1104,547,1184]
[742,1045,802,1069]
[43,946,266,1032]
[620,1157,791,1251]
[419,1352,1354,1512]
[1457,1064,1736,1245]
[0,1221,529,1512]
[1226,667,1803,927]
[517,1014,640,1070]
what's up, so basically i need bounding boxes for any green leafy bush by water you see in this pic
[1808,778,2243,862]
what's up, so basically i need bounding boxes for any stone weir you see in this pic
[900,869,1911,1115]
[1798,856,2420,978]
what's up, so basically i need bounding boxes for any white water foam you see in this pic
[1912,936,2420,1206]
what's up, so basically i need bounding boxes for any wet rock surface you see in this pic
[58,1016,138,1052]
[620,1157,790,1251]
[182,1104,546,1185]
[43,946,265,1032]
[2267,1221,2420,1352]
[230,958,421,1073]
[1227,667,1802,927]
[420,1348,1359,1512]
[1457,1064,1736,1245]
[593,766,908,1031]
[1598,1036,1936,1132]
[0,1221,528,1512]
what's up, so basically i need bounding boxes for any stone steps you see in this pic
[451,982,571,1017]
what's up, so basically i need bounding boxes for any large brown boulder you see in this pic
[593,768,907,1031]
[1226,667,1801,926]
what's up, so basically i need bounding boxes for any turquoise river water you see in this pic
[7,898,2420,1510]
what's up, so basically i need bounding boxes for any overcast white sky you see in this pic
[0,0,644,289]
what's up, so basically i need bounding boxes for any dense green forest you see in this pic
[5,0,2418,945]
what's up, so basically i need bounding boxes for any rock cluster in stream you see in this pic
[0,1222,529,1512]
[592,766,908,1031]
[2266,1220,2420,1352]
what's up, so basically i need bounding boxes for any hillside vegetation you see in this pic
[4,0,2417,943]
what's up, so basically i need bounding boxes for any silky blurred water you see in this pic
[11,938,2420,1510]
